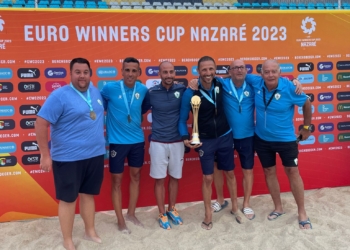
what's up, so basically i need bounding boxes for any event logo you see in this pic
[0,119,15,130]
[18,82,41,92]
[318,123,334,132]
[297,74,314,84]
[19,105,41,116]
[280,63,294,73]
[298,135,315,145]
[0,105,15,116]
[146,66,159,77]
[146,79,161,89]
[338,121,350,131]
[336,72,350,82]
[0,82,13,93]
[0,68,13,79]
[174,78,188,87]
[174,66,188,76]
[256,64,262,73]
[22,154,40,165]
[216,65,229,75]
[306,93,314,102]
[298,124,315,133]
[317,73,333,83]
[21,141,39,152]
[0,142,16,153]
[45,68,67,78]
[0,16,4,32]
[338,133,350,142]
[17,68,40,79]
[337,91,350,101]
[317,92,333,102]
[298,63,314,72]
[336,61,350,70]
[245,64,253,74]
[191,66,199,76]
[318,134,334,144]
[301,17,316,35]
[337,103,350,112]
[96,67,117,78]
[20,118,36,129]
[317,104,334,113]
[45,81,67,92]
[0,156,17,167]
[317,62,333,71]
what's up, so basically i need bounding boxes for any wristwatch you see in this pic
[303,125,313,131]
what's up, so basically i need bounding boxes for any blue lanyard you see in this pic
[229,80,246,113]
[199,85,217,110]
[70,83,93,112]
[120,80,136,117]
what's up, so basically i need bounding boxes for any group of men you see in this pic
[35,56,312,250]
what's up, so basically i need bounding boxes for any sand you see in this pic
[1,186,350,250]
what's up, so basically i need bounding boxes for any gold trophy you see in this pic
[191,95,201,145]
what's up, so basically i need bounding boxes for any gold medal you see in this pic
[128,114,131,123]
[90,111,96,120]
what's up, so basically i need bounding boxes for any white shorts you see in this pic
[149,141,185,179]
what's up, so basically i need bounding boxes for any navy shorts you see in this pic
[254,135,299,168]
[52,155,104,203]
[234,136,254,170]
[109,142,145,174]
[196,133,234,175]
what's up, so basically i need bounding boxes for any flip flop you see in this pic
[242,207,256,220]
[211,200,229,213]
[299,218,312,229]
[201,221,213,230]
[230,211,243,224]
[267,211,285,221]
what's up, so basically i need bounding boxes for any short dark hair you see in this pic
[70,58,90,71]
[197,56,216,69]
[123,57,140,68]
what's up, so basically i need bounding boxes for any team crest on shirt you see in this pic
[294,158,298,166]
[111,150,117,158]
[97,99,102,105]
[215,86,220,94]
[174,91,180,98]
[199,149,204,157]
[244,91,250,97]
[275,93,281,100]
[135,93,140,99]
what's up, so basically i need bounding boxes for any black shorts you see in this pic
[52,155,104,202]
[234,136,255,170]
[254,135,298,168]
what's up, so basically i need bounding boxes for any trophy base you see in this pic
[190,141,201,145]
[191,133,200,145]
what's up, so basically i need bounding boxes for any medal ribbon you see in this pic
[120,80,136,118]
[70,82,93,112]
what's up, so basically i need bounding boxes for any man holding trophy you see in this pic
[179,56,241,230]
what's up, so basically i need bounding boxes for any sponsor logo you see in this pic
[280,63,294,73]
[0,142,16,153]
[305,93,314,102]
[297,62,314,72]
[318,123,334,132]
[174,78,188,87]
[146,66,160,76]
[20,118,36,129]
[216,65,229,75]
[337,91,350,101]
[17,68,40,79]
[0,119,15,130]
[338,133,350,142]
[337,72,350,82]
[245,64,253,74]
[317,62,333,71]
[191,66,199,76]
[317,92,333,102]
[21,141,39,152]
[97,80,116,91]
[318,134,334,144]
[45,81,67,92]
[18,82,41,92]
[256,64,262,73]
[337,122,350,131]
[44,68,67,78]
[19,105,41,116]
[96,67,117,78]
[0,82,13,93]
[0,156,17,167]
[146,79,161,89]
[174,66,188,76]
[0,68,13,79]
[297,74,314,84]
[22,154,40,165]
[317,104,334,113]
[317,73,333,83]
[298,105,315,114]
[298,124,315,133]
[0,16,5,32]
[336,61,350,70]
[301,16,316,35]
[299,135,315,145]
[0,105,15,116]
[337,103,350,112]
